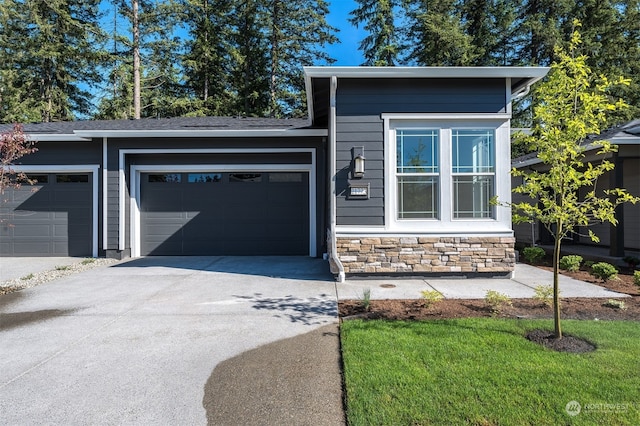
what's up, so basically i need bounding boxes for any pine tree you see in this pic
[349,0,406,66]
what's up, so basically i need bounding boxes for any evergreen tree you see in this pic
[182,0,234,116]
[227,0,270,116]
[349,0,406,66]
[515,0,572,65]
[406,0,475,66]
[568,0,640,123]
[98,0,187,119]
[265,0,338,117]
[0,0,105,122]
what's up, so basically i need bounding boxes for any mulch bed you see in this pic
[338,265,639,352]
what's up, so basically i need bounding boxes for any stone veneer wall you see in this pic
[336,236,516,274]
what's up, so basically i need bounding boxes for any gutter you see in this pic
[328,75,345,282]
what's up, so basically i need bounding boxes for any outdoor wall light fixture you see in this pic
[352,146,365,178]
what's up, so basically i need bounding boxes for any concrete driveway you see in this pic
[0,256,339,425]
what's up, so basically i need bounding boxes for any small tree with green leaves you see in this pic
[509,23,640,339]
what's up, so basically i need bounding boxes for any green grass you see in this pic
[341,319,640,425]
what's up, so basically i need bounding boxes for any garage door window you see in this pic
[230,173,262,182]
[56,174,89,183]
[148,174,181,183]
[27,174,49,183]
[269,172,303,183]
[187,173,222,183]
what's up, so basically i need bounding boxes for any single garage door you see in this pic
[0,173,93,256]
[140,171,309,255]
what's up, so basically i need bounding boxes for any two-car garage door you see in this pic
[140,171,309,256]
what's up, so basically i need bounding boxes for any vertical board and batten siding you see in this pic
[335,78,508,227]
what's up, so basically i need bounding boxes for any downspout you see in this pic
[328,75,345,282]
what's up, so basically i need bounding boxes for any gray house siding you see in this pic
[335,78,508,227]
[2,141,102,256]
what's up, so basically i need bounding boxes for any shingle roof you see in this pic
[0,116,313,135]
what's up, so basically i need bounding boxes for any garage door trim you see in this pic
[130,162,316,257]
[7,164,100,257]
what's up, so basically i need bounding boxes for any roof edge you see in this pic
[303,66,550,80]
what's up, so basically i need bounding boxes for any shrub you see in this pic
[590,262,618,281]
[584,260,595,269]
[522,246,546,264]
[485,290,512,315]
[20,273,34,281]
[55,265,70,271]
[420,290,444,307]
[360,288,371,312]
[533,285,555,307]
[81,258,95,265]
[604,299,626,310]
[559,255,583,272]
[623,256,640,269]
[634,271,640,286]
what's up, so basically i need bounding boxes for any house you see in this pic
[512,119,640,258]
[0,66,549,281]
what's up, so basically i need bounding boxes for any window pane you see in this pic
[187,173,221,183]
[453,176,494,218]
[56,174,89,183]
[229,173,262,182]
[452,130,494,173]
[148,174,181,183]
[268,172,303,183]
[27,174,48,184]
[396,129,439,173]
[398,176,438,219]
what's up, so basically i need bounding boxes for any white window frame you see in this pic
[383,114,512,234]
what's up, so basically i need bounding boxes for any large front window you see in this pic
[393,125,496,222]
[452,129,495,218]
[396,129,439,219]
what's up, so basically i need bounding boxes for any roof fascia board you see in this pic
[304,66,549,79]
[74,128,327,138]
[26,134,92,142]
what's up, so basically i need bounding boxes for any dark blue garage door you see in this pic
[0,173,92,256]
[140,172,309,255]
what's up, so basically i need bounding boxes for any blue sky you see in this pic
[326,0,365,65]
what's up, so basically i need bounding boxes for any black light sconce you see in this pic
[352,146,365,178]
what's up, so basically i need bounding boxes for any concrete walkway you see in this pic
[336,263,628,300]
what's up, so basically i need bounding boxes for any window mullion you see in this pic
[440,128,452,222]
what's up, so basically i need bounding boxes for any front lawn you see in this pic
[341,319,640,425]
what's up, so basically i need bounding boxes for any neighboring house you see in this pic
[512,120,640,257]
[0,66,548,281]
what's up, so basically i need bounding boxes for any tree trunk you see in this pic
[133,0,141,119]
[553,219,563,339]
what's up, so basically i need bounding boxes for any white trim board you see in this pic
[119,148,317,257]
[7,164,100,257]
